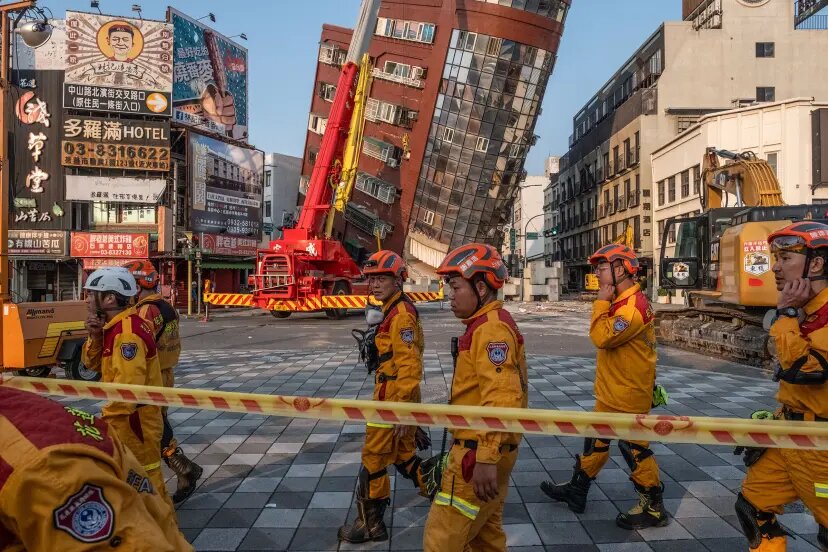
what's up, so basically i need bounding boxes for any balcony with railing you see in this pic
[355,172,397,205]
[628,190,640,208]
[344,203,393,239]
[617,196,627,211]
[319,43,346,66]
[371,67,425,88]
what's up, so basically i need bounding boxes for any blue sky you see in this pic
[43,0,679,174]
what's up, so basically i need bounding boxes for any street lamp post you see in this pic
[1,1,45,368]
[520,213,545,302]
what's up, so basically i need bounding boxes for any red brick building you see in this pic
[301,0,570,267]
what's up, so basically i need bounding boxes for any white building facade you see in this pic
[263,153,302,242]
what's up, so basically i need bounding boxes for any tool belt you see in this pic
[375,373,397,384]
[453,439,517,453]
[782,408,828,422]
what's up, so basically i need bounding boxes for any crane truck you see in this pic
[657,147,827,366]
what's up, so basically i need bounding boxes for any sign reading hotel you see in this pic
[61,116,170,171]
[64,11,172,116]
[70,232,149,258]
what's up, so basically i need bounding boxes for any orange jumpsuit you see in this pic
[362,292,426,499]
[82,307,169,505]
[581,284,660,488]
[0,387,192,551]
[741,287,828,549]
[423,300,528,552]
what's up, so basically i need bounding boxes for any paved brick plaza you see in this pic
[58,348,822,551]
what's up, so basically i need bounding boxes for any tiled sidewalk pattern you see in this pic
[57,349,822,551]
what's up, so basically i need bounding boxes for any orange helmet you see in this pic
[436,243,509,290]
[768,222,828,253]
[363,250,408,280]
[589,244,640,275]
[122,260,159,290]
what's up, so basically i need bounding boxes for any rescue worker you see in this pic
[735,221,828,551]
[124,260,203,504]
[81,266,171,506]
[423,243,528,552]
[0,387,192,551]
[338,250,430,543]
[540,244,669,529]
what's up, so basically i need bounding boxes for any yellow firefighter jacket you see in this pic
[0,387,192,551]
[590,283,657,414]
[769,286,828,418]
[372,291,424,405]
[449,300,528,465]
[135,293,181,376]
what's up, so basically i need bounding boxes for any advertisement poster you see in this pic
[61,116,170,171]
[190,133,262,236]
[70,232,149,258]
[64,11,173,115]
[169,8,248,140]
[8,230,67,256]
[201,233,258,257]
[65,175,167,203]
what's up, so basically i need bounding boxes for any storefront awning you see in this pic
[199,261,254,270]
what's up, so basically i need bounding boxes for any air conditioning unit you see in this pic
[387,158,399,168]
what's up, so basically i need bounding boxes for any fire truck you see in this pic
[206,0,442,319]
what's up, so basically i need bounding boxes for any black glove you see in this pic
[733,446,766,467]
[414,427,432,451]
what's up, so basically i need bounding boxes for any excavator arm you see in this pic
[701,147,785,209]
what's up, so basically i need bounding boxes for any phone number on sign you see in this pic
[61,141,170,171]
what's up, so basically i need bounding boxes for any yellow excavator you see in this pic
[584,224,634,291]
[657,147,826,366]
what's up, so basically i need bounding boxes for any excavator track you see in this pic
[654,305,771,368]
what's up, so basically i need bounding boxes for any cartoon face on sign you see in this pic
[671,262,690,281]
[98,21,143,62]
[744,252,770,276]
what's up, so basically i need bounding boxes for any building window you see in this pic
[356,172,397,204]
[443,127,455,143]
[265,170,271,188]
[422,209,435,225]
[657,220,665,243]
[509,144,527,159]
[658,180,665,206]
[264,201,272,218]
[623,139,631,168]
[475,137,489,152]
[486,37,502,56]
[681,170,690,198]
[308,148,319,165]
[757,87,775,102]
[376,17,435,44]
[693,164,701,195]
[362,137,398,165]
[612,146,619,174]
[457,31,477,50]
[299,175,310,195]
[319,82,337,102]
[756,42,775,58]
[668,224,676,244]
[634,131,640,163]
[767,152,778,175]
[667,176,676,203]
[308,114,327,134]
[319,43,345,66]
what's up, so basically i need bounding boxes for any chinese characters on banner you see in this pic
[169,8,248,140]
[61,116,170,171]
[200,233,258,257]
[70,232,149,258]
[189,133,263,236]
[65,175,166,204]
[8,230,67,256]
[64,12,173,116]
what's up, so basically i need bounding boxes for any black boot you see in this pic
[164,448,204,504]
[616,482,670,530]
[540,468,592,514]
[337,498,389,543]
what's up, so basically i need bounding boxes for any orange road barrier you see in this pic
[4,375,828,450]
[202,291,444,311]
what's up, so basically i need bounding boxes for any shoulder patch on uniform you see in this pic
[486,342,509,366]
[613,316,630,333]
[53,484,114,543]
[120,342,137,361]
[400,328,414,344]
[126,469,155,494]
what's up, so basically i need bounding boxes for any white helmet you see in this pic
[84,267,139,297]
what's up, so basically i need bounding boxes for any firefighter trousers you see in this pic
[579,400,660,488]
[423,444,518,552]
[362,425,425,499]
[106,405,172,507]
[160,367,178,453]
[742,447,828,547]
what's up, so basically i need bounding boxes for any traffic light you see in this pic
[543,227,559,238]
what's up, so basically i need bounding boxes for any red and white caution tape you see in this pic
[4,375,828,450]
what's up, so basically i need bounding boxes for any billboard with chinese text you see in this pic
[189,133,262,236]
[70,232,149,258]
[61,115,170,171]
[8,230,68,256]
[64,11,173,116]
[65,175,166,204]
[169,8,248,140]
[201,233,258,257]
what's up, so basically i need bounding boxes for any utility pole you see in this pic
[0,1,37,368]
